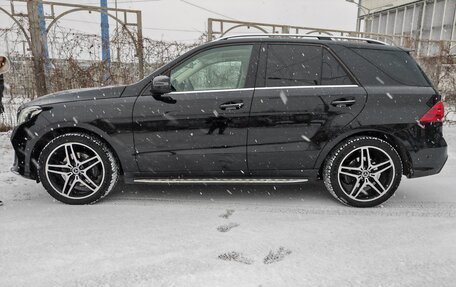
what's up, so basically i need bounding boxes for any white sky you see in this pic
[0,0,358,43]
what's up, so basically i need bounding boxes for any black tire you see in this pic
[38,133,119,204]
[323,136,402,208]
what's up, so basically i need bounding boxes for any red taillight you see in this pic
[419,101,444,124]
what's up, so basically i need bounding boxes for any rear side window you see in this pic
[265,44,354,87]
[322,49,354,85]
[266,45,322,87]
[352,48,429,86]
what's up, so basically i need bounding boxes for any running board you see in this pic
[133,178,309,184]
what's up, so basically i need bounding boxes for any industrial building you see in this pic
[354,0,456,55]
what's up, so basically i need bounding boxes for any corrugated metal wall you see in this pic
[358,0,456,55]
[360,0,418,14]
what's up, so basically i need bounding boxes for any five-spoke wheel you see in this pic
[39,133,119,204]
[324,136,402,207]
[338,146,395,202]
[45,142,105,199]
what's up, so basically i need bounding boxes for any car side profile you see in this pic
[11,34,447,207]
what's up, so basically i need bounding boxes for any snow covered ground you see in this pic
[1,127,456,286]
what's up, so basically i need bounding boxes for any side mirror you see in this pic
[151,75,172,95]
[151,75,176,104]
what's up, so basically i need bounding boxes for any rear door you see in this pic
[133,44,258,176]
[247,43,367,176]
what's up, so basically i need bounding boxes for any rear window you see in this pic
[352,48,430,87]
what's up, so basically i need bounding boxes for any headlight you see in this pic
[17,106,42,125]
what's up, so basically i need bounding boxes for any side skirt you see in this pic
[123,169,320,184]
[127,178,309,185]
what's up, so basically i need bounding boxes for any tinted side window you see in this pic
[352,48,429,86]
[266,45,322,87]
[170,45,253,92]
[322,49,354,85]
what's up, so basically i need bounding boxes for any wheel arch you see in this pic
[30,125,125,180]
[315,129,412,178]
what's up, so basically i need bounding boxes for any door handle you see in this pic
[331,99,356,107]
[220,102,244,110]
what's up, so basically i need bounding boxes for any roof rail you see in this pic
[213,34,389,45]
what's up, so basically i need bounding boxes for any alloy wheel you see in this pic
[337,146,395,202]
[45,142,105,199]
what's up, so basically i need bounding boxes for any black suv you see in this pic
[11,35,447,207]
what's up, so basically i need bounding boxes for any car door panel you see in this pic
[247,86,366,172]
[133,89,253,175]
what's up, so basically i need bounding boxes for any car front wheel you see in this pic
[38,133,119,204]
[323,136,403,207]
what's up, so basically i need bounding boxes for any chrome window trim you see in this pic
[169,88,255,95]
[255,85,359,90]
[168,85,359,95]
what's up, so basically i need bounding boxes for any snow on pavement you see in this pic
[1,128,456,286]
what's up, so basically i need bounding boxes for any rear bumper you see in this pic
[408,145,448,178]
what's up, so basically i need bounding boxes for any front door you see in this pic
[133,44,258,176]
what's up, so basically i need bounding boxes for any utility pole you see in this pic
[136,11,144,79]
[27,0,47,97]
[37,0,50,72]
[115,0,120,62]
[100,0,111,83]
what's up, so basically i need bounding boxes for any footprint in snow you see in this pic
[219,209,235,219]
[263,247,292,264]
[217,222,239,233]
[218,251,254,265]
[5,177,16,184]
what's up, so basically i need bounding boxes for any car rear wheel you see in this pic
[38,133,119,204]
[323,136,402,207]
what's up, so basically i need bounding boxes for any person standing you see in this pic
[0,55,9,206]
[0,57,5,115]
[0,63,3,207]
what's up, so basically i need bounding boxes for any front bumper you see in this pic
[10,124,37,180]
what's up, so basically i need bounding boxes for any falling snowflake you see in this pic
[280,90,288,105]
[301,135,310,142]
[416,120,425,129]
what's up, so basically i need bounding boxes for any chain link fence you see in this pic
[0,22,199,129]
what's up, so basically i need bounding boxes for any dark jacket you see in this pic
[0,74,4,99]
